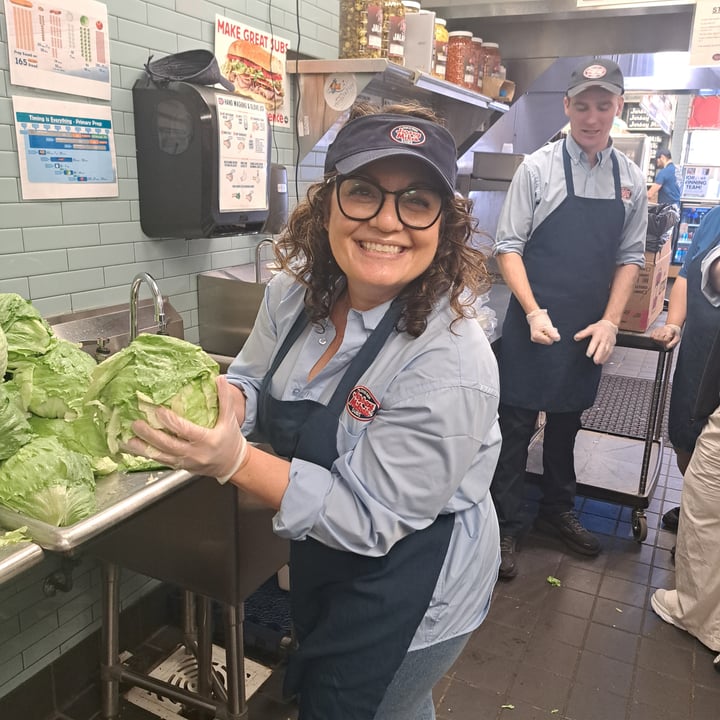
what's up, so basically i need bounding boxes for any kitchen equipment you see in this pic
[198,266,267,369]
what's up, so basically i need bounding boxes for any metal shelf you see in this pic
[287,58,509,161]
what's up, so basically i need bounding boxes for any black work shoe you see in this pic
[535,511,601,556]
[662,506,680,532]
[498,536,518,579]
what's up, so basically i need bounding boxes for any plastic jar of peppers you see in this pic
[446,31,475,89]
[339,0,384,59]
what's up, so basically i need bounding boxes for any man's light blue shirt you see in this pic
[494,134,647,268]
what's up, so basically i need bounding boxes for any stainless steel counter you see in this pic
[0,468,195,554]
[0,533,44,584]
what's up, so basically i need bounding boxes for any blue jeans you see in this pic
[373,632,472,720]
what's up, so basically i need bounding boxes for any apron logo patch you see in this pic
[621,186,632,200]
[346,386,380,421]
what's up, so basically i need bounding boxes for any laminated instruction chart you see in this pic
[5,0,111,100]
[13,95,118,199]
[216,94,269,214]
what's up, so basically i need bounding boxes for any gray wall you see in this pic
[0,0,338,699]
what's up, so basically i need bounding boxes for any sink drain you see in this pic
[125,643,272,719]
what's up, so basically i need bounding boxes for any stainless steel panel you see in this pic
[86,474,289,606]
[47,298,184,357]
[198,269,266,358]
[472,152,524,180]
[0,469,196,554]
[0,537,44,584]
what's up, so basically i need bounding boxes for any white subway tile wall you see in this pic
[0,0,339,699]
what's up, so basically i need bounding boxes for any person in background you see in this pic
[651,204,720,531]
[490,57,647,580]
[124,102,502,720]
[651,242,720,671]
[647,149,681,208]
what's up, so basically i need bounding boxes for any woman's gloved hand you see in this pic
[574,319,618,365]
[526,308,561,344]
[123,376,250,484]
[650,323,682,349]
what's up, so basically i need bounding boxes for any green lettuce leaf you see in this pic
[0,436,96,526]
[0,326,7,379]
[79,333,219,458]
[0,382,35,461]
[26,414,117,476]
[12,339,97,418]
[0,293,55,368]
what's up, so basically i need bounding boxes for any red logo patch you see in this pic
[346,386,380,421]
[621,186,632,201]
[390,124,426,146]
[583,64,608,80]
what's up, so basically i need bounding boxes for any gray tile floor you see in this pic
[60,346,720,720]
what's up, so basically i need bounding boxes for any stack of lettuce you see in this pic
[0,293,220,527]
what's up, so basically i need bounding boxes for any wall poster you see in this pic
[689,0,720,67]
[4,0,111,100]
[13,95,118,200]
[215,94,269,214]
[214,14,291,128]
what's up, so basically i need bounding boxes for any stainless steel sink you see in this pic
[198,268,267,359]
[47,298,184,357]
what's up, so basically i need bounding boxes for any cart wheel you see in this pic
[631,512,648,542]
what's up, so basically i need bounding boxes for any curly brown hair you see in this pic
[273,101,491,337]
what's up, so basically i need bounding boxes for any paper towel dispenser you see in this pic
[132,76,273,239]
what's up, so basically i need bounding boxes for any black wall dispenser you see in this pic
[132,73,273,239]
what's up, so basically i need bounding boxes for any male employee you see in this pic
[648,149,681,207]
[491,58,647,580]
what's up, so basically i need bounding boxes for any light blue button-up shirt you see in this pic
[495,134,647,267]
[227,271,501,649]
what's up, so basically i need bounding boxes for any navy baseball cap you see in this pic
[324,113,458,194]
[567,58,624,98]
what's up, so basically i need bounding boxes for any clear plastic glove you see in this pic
[122,376,249,484]
[650,323,682,349]
[526,308,561,344]
[574,319,618,365]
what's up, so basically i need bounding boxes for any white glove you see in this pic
[574,319,618,365]
[526,308,561,344]
[123,376,250,484]
[650,323,682,349]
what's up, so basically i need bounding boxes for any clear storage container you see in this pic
[383,0,406,64]
[339,0,384,59]
[432,18,449,80]
[445,30,473,88]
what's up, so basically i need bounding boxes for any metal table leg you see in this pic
[100,561,121,720]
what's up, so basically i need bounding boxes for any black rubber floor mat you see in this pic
[581,374,671,442]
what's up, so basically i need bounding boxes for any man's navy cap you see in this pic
[567,58,624,98]
[324,113,458,194]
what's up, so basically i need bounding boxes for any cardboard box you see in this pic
[481,77,516,103]
[619,242,671,333]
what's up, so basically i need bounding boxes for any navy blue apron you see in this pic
[499,141,625,412]
[668,237,720,452]
[254,299,455,719]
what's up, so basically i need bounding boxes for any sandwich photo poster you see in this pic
[214,15,291,128]
[4,0,111,100]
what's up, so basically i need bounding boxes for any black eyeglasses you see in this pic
[333,175,444,230]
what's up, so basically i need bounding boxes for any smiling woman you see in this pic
[125,101,502,720]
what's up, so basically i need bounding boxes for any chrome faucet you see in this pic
[254,238,275,283]
[129,272,167,341]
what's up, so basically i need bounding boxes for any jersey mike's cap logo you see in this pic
[583,64,608,80]
[390,124,426,146]
[346,386,380,421]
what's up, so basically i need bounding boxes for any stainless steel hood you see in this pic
[466,52,720,156]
